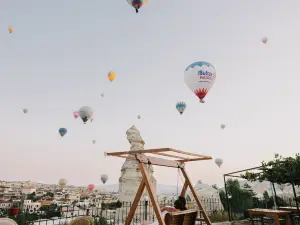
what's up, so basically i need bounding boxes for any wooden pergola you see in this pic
[105,148,213,225]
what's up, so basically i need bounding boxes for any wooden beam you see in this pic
[124,178,146,225]
[106,148,170,156]
[169,148,211,158]
[177,157,212,163]
[136,154,184,168]
[139,162,166,225]
[151,152,187,160]
[180,167,211,225]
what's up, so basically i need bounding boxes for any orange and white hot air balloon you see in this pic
[8,26,14,34]
[108,71,116,82]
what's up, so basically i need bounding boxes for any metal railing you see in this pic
[0,198,224,225]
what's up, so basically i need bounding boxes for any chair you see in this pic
[290,213,300,225]
[247,217,263,225]
[165,210,198,225]
[262,216,274,224]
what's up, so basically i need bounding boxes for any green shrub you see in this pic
[209,211,230,222]
[101,201,122,210]
[93,217,108,225]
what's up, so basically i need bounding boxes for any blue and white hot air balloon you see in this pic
[184,61,216,103]
[59,128,67,137]
[176,102,186,115]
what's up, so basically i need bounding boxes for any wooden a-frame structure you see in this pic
[106,148,213,225]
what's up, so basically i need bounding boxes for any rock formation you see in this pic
[188,180,224,213]
[118,125,157,202]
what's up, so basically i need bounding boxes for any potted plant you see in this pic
[8,202,20,216]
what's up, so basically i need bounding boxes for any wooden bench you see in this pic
[165,209,198,225]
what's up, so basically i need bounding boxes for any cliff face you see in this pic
[118,125,157,202]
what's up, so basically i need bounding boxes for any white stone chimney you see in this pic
[118,125,157,202]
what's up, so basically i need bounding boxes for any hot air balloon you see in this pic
[88,184,95,191]
[184,61,216,103]
[59,128,67,137]
[108,71,116,82]
[176,102,186,115]
[78,106,93,124]
[73,111,79,119]
[101,93,104,97]
[8,26,14,33]
[22,108,28,114]
[93,140,96,144]
[215,158,223,168]
[137,115,141,119]
[221,124,225,129]
[58,178,68,189]
[262,37,268,44]
[101,174,108,184]
[127,0,148,13]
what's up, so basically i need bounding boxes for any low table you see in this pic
[248,208,292,225]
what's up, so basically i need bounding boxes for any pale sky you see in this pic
[0,0,298,187]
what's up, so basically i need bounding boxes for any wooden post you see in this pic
[180,167,212,225]
[139,162,166,225]
[180,180,189,197]
[124,178,146,225]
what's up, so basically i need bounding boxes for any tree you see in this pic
[243,183,256,197]
[241,153,300,185]
[40,204,61,219]
[212,184,218,190]
[186,194,191,202]
[46,192,54,198]
[72,200,78,205]
[27,192,36,201]
[219,179,256,214]
[263,190,269,201]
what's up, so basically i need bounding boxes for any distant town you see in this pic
[0,180,119,212]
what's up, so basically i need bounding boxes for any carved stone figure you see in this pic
[118,125,157,202]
